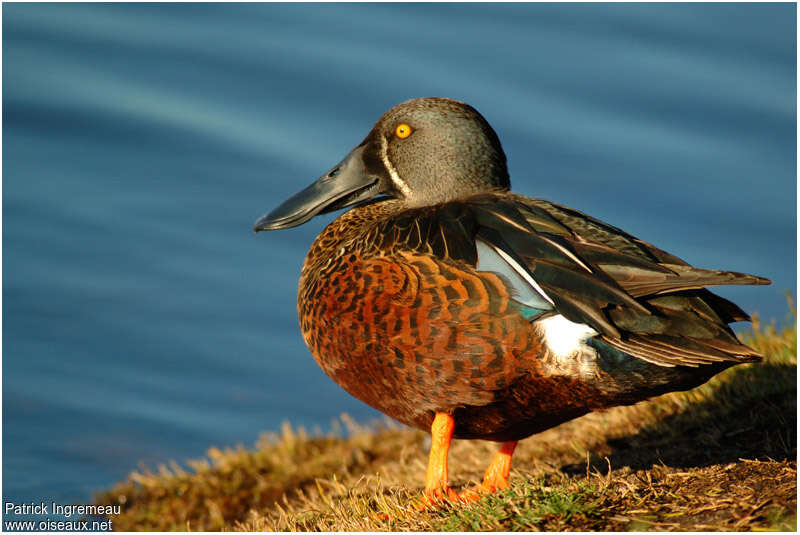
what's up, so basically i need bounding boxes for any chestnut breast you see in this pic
[297,200,547,434]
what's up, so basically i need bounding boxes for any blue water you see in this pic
[3,2,795,518]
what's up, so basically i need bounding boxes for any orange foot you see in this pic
[459,441,518,502]
[418,414,520,509]
[416,484,461,509]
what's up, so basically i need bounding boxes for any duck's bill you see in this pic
[254,145,381,231]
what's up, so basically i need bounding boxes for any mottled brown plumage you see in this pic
[255,97,770,502]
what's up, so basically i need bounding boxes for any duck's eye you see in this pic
[395,123,412,139]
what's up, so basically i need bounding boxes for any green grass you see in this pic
[431,479,603,531]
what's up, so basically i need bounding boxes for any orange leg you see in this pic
[421,412,459,506]
[459,440,518,502]
[479,440,517,492]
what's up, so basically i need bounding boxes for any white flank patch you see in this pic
[537,315,598,359]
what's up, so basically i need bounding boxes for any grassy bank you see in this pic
[95,310,796,531]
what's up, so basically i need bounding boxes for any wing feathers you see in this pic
[601,263,771,297]
[475,237,554,310]
[372,193,769,369]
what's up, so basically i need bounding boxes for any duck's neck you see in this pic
[401,184,510,208]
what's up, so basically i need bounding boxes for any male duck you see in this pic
[254,97,770,504]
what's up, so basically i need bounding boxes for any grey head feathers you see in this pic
[368,97,510,206]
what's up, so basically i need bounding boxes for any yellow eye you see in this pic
[395,123,412,139]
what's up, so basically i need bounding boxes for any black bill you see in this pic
[254,145,383,231]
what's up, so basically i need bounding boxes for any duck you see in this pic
[254,97,770,505]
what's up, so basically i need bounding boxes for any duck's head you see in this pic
[254,97,509,231]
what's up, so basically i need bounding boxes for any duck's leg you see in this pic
[421,412,459,505]
[460,440,518,501]
[479,441,517,492]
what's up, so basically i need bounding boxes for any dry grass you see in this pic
[94,306,796,531]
